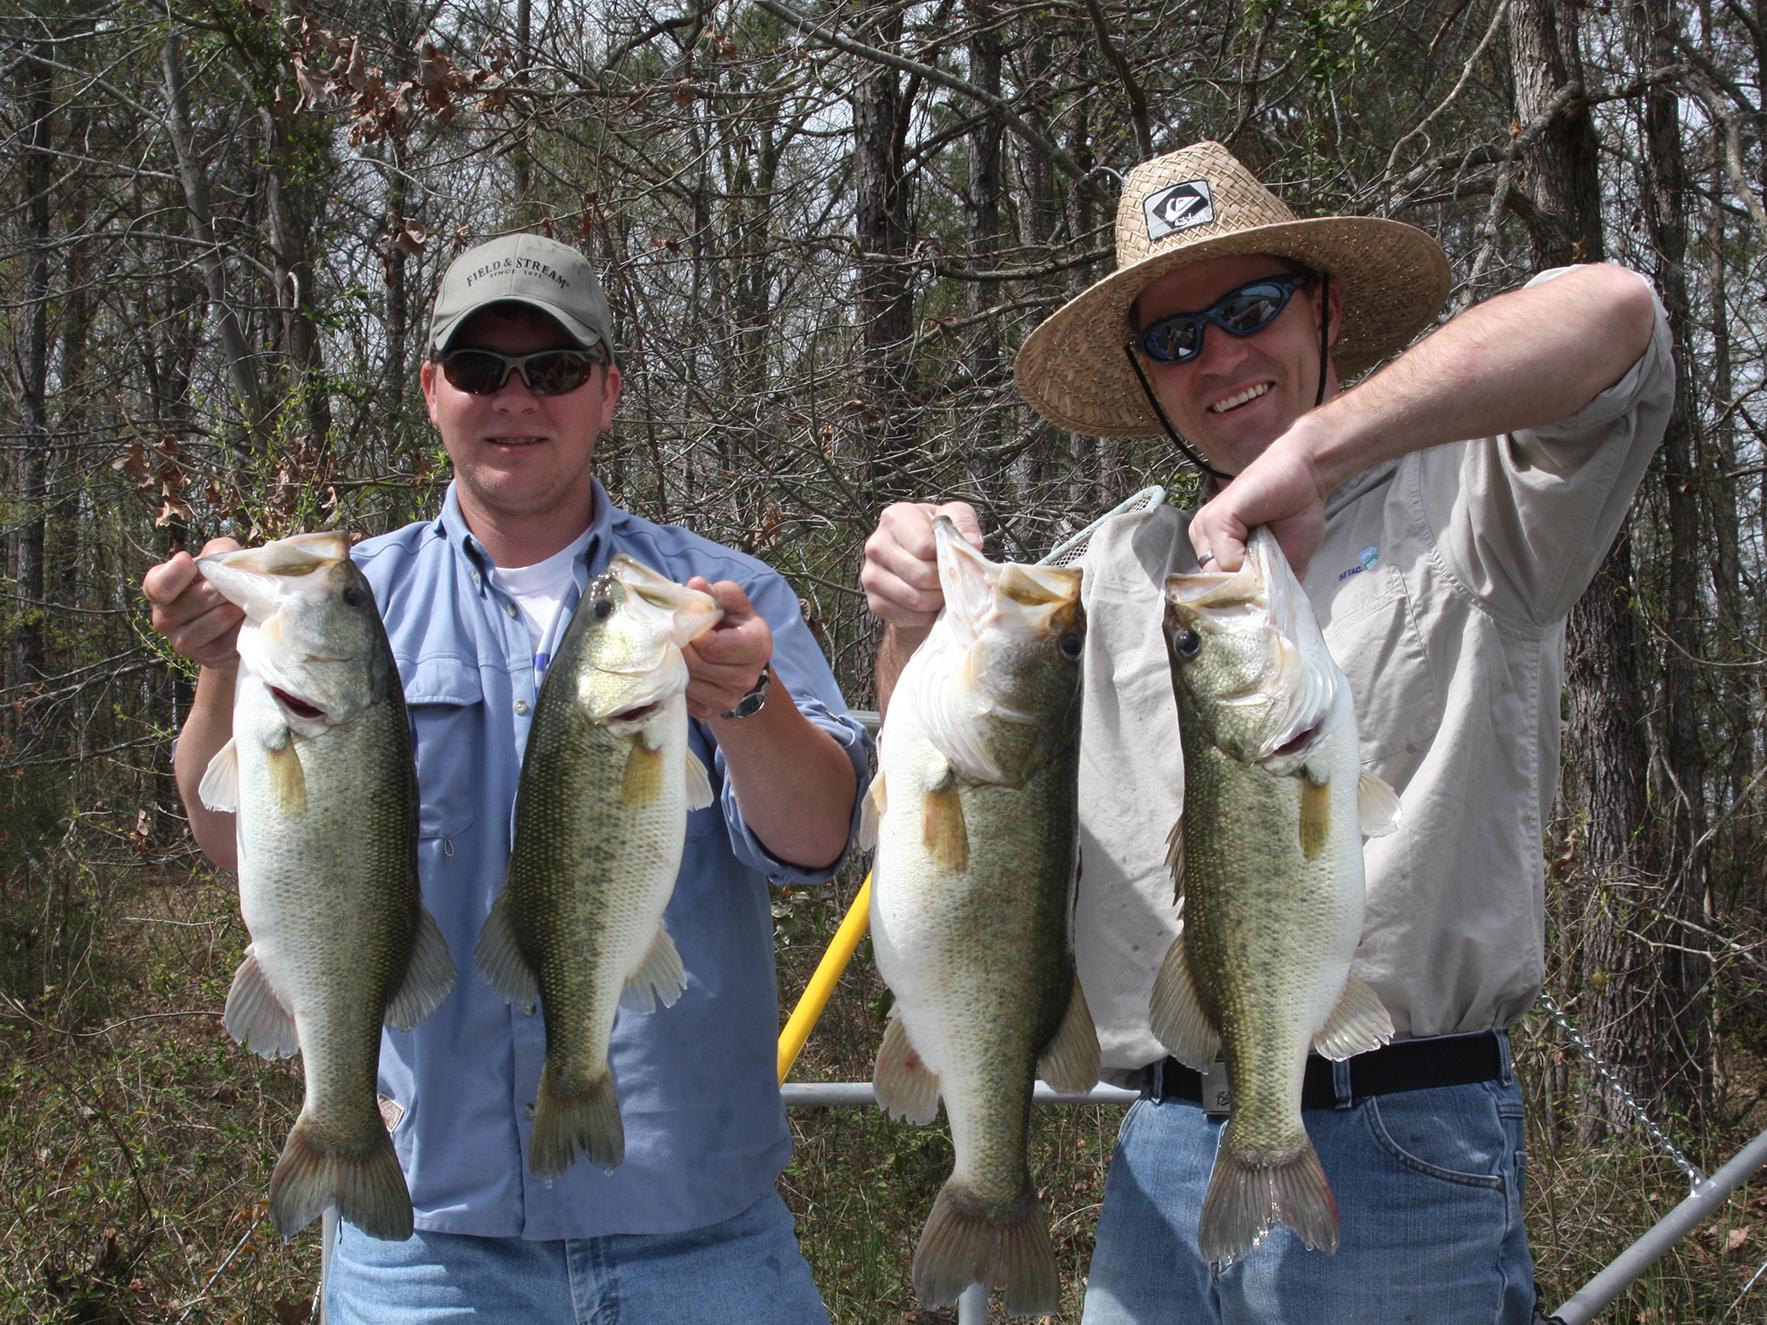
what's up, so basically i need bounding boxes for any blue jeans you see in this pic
[1083,1035,1536,1324]
[325,1192,828,1324]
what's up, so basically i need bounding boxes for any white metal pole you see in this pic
[1547,1125,1767,1323]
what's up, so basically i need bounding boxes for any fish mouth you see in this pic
[270,686,326,721]
[609,700,662,724]
[1272,720,1322,758]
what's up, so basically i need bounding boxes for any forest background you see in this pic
[3,0,1766,1319]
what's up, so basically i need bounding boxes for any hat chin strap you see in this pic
[1122,344,1231,483]
[1125,268,1335,486]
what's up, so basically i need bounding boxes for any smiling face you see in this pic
[420,305,622,567]
[1132,254,1341,476]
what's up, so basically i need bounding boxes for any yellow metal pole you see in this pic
[777,874,872,1083]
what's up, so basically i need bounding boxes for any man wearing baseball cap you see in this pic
[145,232,870,1320]
[863,142,1672,1320]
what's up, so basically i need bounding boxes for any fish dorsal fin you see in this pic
[873,1006,940,1124]
[620,921,687,1014]
[1312,969,1394,1061]
[1358,769,1401,837]
[199,738,240,813]
[1165,816,1185,899]
[223,945,300,1059]
[1038,976,1101,1093]
[1148,934,1218,1070]
[385,906,457,1030]
[473,889,539,1005]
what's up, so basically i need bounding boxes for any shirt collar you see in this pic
[430,478,616,592]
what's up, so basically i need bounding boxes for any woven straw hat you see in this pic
[1014,141,1450,437]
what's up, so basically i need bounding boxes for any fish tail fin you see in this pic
[912,1180,1059,1317]
[1198,1135,1339,1266]
[530,1062,623,1177]
[269,1111,412,1243]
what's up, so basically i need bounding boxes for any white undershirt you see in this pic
[487,529,593,672]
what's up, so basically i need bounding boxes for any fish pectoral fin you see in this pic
[473,890,540,1005]
[1148,935,1219,1069]
[223,945,300,1059]
[1357,769,1401,837]
[1299,778,1330,860]
[620,921,687,1014]
[198,738,241,813]
[1312,969,1394,1061]
[872,1007,940,1124]
[266,741,308,815]
[385,905,457,1030]
[684,749,714,811]
[1038,975,1101,1093]
[857,772,885,853]
[1165,817,1185,901]
[921,766,969,872]
[621,740,665,805]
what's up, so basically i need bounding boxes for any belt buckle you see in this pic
[1201,1054,1231,1117]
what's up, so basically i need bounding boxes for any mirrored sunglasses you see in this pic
[436,346,608,397]
[1136,273,1315,364]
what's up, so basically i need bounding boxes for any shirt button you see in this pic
[505,602,519,619]
[524,1103,535,1119]
[523,1002,536,1016]
[515,700,530,716]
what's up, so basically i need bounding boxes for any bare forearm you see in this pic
[1306,263,1658,491]
[174,665,239,869]
[875,623,929,719]
[711,683,858,870]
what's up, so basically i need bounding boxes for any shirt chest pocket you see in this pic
[1321,564,1441,783]
[403,657,482,843]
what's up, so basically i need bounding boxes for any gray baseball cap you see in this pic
[427,233,615,358]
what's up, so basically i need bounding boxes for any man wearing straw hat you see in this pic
[863,141,1672,1320]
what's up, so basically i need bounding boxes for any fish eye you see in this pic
[343,586,368,609]
[1058,632,1082,661]
[592,597,614,620]
[1173,627,1201,659]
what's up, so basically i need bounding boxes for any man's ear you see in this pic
[1322,276,1344,349]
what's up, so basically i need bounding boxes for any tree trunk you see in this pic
[851,3,917,508]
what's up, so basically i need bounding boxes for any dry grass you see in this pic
[2,855,1764,1323]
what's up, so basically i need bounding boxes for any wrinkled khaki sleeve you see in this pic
[1404,266,1675,628]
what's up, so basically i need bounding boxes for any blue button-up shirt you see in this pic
[351,480,871,1238]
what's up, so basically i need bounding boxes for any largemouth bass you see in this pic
[1149,526,1398,1264]
[198,531,456,1242]
[475,554,722,1177]
[864,517,1099,1317]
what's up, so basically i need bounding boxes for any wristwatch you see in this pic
[720,665,771,720]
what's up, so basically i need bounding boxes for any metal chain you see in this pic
[1536,990,1706,1190]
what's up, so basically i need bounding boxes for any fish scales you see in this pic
[867,517,1098,1318]
[1150,527,1397,1266]
[476,555,721,1178]
[200,532,456,1244]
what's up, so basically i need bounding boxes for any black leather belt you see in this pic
[1149,1031,1506,1110]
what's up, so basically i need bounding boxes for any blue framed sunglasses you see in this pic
[435,346,608,396]
[1136,272,1316,364]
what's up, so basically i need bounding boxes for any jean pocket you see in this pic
[1363,1082,1512,1191]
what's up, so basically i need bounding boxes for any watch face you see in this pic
[722,666,769,719]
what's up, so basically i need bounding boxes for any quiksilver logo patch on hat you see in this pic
[1144,180,1215,242]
